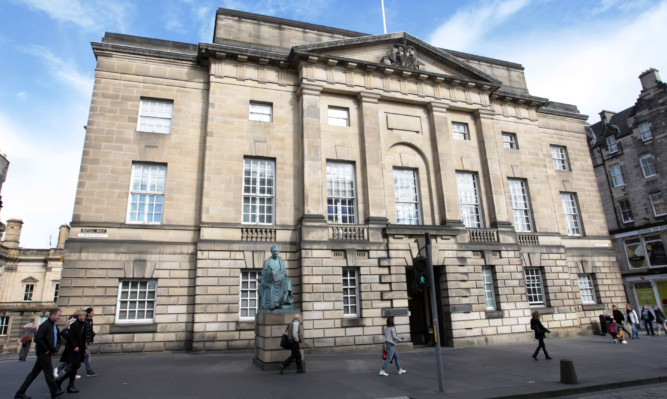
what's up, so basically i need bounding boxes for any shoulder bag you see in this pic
[280,325,290,349]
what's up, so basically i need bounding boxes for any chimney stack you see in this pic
[639,68,661,91]
[599,110,616,124]
[3,218,23,249]
[57,224,70,249]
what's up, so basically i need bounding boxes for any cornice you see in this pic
[92,42,198,63]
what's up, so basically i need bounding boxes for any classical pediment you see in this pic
[292,32,501,87]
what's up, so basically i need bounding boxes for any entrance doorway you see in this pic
[407,267,444,345]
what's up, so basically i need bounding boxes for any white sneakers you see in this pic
[398,369,407,374]
[379,369,407,376]
[622,340,628,344]
[53,367,58,378]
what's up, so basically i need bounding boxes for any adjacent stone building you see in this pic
[0,220,68,353]
[588,68,667,312]
[59,8,624,354]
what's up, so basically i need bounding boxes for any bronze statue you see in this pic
[258,245,293,310]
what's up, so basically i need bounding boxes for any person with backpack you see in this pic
[54,309,87,394]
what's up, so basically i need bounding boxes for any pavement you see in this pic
[2,334,667,399]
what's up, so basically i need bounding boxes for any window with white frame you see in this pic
[127,163,167,224]
[23,284,34,301]
[53,283,60,303]
[242,158,275,224]
[393,168,421,225]
[452,122,470,140]
[239,271,259,319]
[116,280,157,322]
[645,235,667,267]
[342,268,360,317]
[502,132,518,149]
[639,122,652,141]
[650,192,667,217]
[456,172,483,228]
[249,101,272,122]
[550,145,569,171]
[618,199,634,223]
[560,192,582,236]
[640,154,657,178]
[482,266,496,310]
[508,179,533,232]
[524,268,545,305]
[610,164,624,187]
[326,162,357,224]
[137,98,173,134]
[606,136,618,154]
[578,274,596,304]
[0,316,8,336]
[328,107,349,127]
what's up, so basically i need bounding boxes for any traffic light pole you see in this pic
[425,233,445,392]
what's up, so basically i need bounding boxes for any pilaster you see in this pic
[358,92,388,224]
[428,102,461,225]
[298,83,325,218]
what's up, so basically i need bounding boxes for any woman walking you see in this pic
[55,309,87,393]
[653,306,666,336]
[379,316,406,376]
[641,305,655,336]
[530,311,551,360]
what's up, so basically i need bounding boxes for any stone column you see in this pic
[474,109,511,228]
[358,92,388,225]
[428,102,462,225]
[3,218,23,249]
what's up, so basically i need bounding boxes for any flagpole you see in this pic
[381,0,387,34]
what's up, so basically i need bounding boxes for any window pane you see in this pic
[327,162,357,224]
[242,159,275,225]
[393,169,420,225]
[127,164,167,224]
[456,172,482,228]
[117,279,157,321]
[560,193,582,236]
[524,268,544,305]
[328,107,349,126]
[452,122,469,140]
[508,179,532,232]
[551,146,568,171]
[239,271,259,318]
[342,269,360,316]
[578,274,596,303]
[138,99,173,134]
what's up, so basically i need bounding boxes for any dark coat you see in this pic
[655,308,666,324]
[84,318,95,344]
[612,309,625,324]
[34,317,59,356]
[60,319,86,365]
[530,318,550,340]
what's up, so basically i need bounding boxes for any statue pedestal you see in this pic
[253,310,305,371]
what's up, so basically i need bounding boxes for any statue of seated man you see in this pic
[258,245,293,310]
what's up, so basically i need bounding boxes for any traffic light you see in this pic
[413,256,428,289]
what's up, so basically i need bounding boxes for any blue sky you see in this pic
[1,0,666,248]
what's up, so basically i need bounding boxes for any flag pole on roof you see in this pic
[381,0,387,34]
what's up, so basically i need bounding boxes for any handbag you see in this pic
[20,336,32,345]
[381,348,388,360]
[280,325,290,349]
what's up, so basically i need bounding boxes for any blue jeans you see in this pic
[84,351,93,374]
[381,343,402,371]
[630,322,640,338]
[643,320,655,335]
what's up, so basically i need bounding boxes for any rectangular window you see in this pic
[639,122,652,141]
[456,172,483,228]
[328,107,349,127]
[23,284,34,301]
[645,235,667,267]
[116,280,157,322]
[0,316,9,336]
[578,274,596,304]
[326,162,357,224]
[606,136,618,154]
[137,98,173,134]
[127,164,167,224]
[650,192,667,217]
[393,168,421,225]
[249,101,272,122]
[610,164,624,187]
[502,132,518,149]
[524,268,545,305]
[239,271,259,319]
[482,266,496,310]
[242,159,275,224]
[618,199,634,223]
[640,154,657,178]
[452,122,470,140]
[53,283,60,303]
[550,145,569,171]
[625,238,647,268]
[342,269,360,317]
[508,179,533,232]
[560,193,582,236]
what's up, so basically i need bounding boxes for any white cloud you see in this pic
[20,45,94,97]
[13,0,135,32]
[16,92,27,100]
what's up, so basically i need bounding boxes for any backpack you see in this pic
[607,322,616,334]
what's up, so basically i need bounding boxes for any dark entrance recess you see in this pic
[407,267,444,345]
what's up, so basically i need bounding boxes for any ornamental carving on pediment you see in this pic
[381,43,424,70]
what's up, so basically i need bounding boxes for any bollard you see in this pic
[560,359,578,384]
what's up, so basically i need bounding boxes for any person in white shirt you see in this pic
[626,304,640,339]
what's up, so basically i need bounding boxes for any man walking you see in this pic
[84,308,96,377]
[15,308,64,399]
[18,319,37,361]
[279,314,304,374]
[612,305,630,336]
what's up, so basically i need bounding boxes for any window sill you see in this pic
[110,324,157,334]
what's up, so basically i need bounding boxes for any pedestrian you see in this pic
[84,307,97,376]
[530,311,552,360]
[278,314,304,374]
[652,306,666,336]
[14,308,64,399]
[640,305,656,336]
[54,313,78,379]
[626,304,640,339]
[612,305,630,336]
[18,319,37,361]
[55,309,87,394]
[379,316,406,376]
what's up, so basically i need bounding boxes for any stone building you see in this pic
[59,8,624,354]
[588,68,667,312]
[0,220,68,353]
